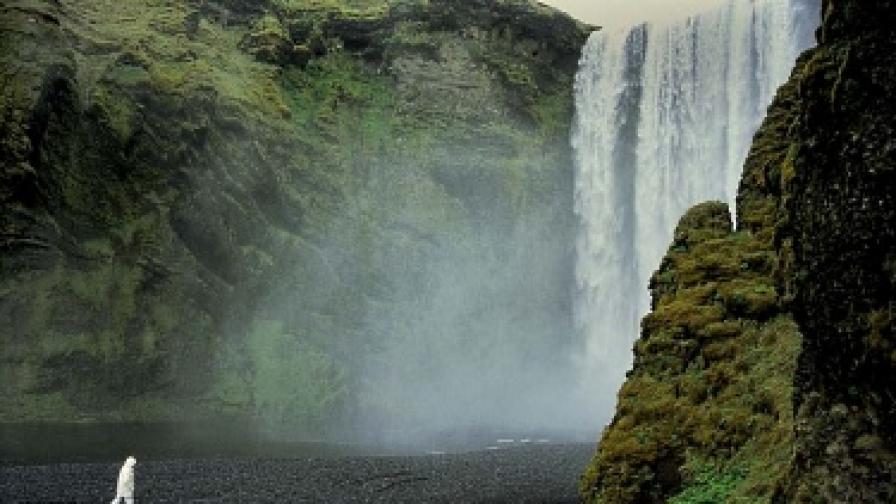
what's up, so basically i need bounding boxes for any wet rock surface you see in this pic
[780,0,896,500]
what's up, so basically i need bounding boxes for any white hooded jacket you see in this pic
[111,456,136,504]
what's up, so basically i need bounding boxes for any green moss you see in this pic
[669,461,746,504]
[2,0,586,428]
[388,20,441,51]
[530,90,574,137]
[282,52,396,140]
[866,309,894,363]
[68,0,293,122]
[581,203,800,504]
[242,320,348,431]
[716,280,777,319]
[271,0,395,17]
[3,392,82,423]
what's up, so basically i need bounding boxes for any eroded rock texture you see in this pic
[782,0,896,500]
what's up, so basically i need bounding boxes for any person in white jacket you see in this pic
[111,456,136,504]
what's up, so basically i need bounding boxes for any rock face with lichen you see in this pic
[780,0,896,500]
[0,0,591,432]
[581,0,896,502]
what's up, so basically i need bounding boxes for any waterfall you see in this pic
[572,0,818,422]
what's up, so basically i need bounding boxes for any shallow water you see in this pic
[0,422,592,465]
[0,422,386,465]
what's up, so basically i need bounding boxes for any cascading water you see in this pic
[572,0,819,423]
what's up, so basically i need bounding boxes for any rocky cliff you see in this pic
[781,0,896,500]
[582,0,896,502]
[0,0,591,434]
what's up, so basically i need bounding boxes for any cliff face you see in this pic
[582,0,896,502]
[782,0,896,500]
[0,0,590,431]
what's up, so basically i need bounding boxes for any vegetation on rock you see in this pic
[0,0,591,434]
[583,1,896,502]
[580,202,800,504]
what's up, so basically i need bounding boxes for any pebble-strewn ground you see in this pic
[0,444,594,503]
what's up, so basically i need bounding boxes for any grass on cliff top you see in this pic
[61,0,291,126]
[271,0,560,15]
[272,0,395,16]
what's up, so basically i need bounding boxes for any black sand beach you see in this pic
[1,443,594,503]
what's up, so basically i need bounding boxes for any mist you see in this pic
[221,1,765,449]
[247,160,595,448]
[188,0,785,452]
[353,211,585,445]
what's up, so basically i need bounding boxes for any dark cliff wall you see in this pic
[0,0,590,432]
[782,0,896,500]
[582,0,896,502]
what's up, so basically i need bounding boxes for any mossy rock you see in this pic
[581,203,800,504]
[0,0,590,433]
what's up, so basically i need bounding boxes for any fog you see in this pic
[219,0,769,453]
[224,123,596,450]
[326,188,591,448]
[353,213,586,446]
[540,0,727,26]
